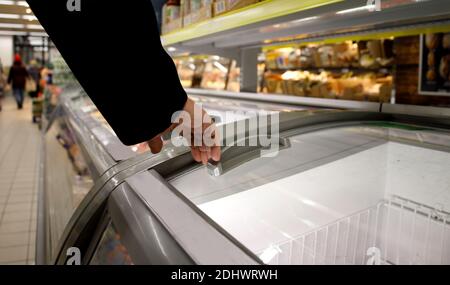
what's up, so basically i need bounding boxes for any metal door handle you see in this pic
[207,136,290,177]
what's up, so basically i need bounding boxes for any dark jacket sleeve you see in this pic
[27,0,187,145]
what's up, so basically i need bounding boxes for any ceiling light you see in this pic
[336,5,376,14]
[0,13,20,19]
[26,8,31,14]
[0,23,25,28]
[26,24,43,30]
[0,30,27,35]
[17,1,29,7]
[22,15,37,21]
[0,0,28,6]
[29,32,48,37]
[167,46,176,52]
[0,1,15,5]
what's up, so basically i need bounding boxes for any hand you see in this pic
[147,98,221,164]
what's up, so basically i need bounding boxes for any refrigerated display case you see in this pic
[38,85,450,265]
[37,85,314,264]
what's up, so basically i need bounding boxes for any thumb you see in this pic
[147,136,163,154]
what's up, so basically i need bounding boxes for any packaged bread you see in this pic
[427,69,436,81]
[367,40,383,58]
[428,52,435,67]
[426,34,439,50]
[443,33,450,49]
[439,55,449,79]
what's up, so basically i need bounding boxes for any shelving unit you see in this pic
[161,0,342,46]
[163,0,450,94]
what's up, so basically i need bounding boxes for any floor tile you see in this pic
[1,211,31,223]
[0,232,30,248]
[4,203,32,213]
[0,97,40,265]
[0,221,30,234]
[3,260,28,265]
[6,195,33,204]
[0,246,28,263]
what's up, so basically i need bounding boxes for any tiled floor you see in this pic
[0,95,40,265]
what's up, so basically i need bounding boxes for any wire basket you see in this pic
[259,195,450,265]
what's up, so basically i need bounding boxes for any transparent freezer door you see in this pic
[169,123,450,265]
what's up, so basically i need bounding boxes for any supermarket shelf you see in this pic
[267,66,394,74]
[165,0,450,55]
[161,0,343,46]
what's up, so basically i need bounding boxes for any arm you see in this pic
[27,0,187,145]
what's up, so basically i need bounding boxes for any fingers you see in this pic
[148,98,222,165]
[147,136,163,154]
[211,145,221,162]
[191,147,202,163]
[200,151,208,165]
[190,145,220,165]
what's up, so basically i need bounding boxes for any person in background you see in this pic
[8,54,29,109]
[27,59,41,98]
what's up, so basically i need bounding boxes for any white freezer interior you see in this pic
[170,125,450,265]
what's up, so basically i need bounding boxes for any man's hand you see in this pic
[147,98,221,164]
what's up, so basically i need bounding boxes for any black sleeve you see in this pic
[27,0,188,145]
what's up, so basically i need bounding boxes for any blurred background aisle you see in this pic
[0,95,39,265]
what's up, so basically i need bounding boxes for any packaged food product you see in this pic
[166,2,181,22]
[367,40,383,58]
[264,73,283,93]
[439,55,450,80]
[317,46,334,67]
[191,0,202,11]
[443,33,450,49]
[186,0,213,25]
[379,83,392,103]
[425,33,439,50]
[214,0,260,16]
[359,54,376,68]
[427,51,435,67]
[426,69,436,81]
[181,0,190,16]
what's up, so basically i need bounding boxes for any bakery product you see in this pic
[443,33,450,49]
[439,55,449,79]
[428,51,435,67]
[427,69,436,81]
[426,34,439,50]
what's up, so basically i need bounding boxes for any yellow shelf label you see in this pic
[262,24,450,51]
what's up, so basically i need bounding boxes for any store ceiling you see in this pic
[0,0,46,36]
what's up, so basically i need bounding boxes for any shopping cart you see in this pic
[32,97,44,126]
